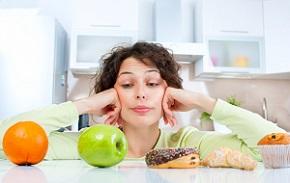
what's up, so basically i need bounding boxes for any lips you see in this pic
[132,105,152,114]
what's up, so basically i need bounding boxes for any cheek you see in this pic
[152,95,163,108]
[151,88,165,103]
[115,89,132,107]
[148,89,165,115]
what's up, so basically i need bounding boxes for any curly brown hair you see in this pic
[93,42,183,93]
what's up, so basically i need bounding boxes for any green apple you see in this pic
[78,124,128,168]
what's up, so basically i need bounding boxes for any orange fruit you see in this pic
[3,121,48,166]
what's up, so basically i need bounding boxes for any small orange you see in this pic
[3,121,48,166]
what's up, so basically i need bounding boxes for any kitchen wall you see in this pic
[2,0,289,131]
[66,0,290,131]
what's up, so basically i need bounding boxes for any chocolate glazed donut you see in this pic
[145,148,200,168]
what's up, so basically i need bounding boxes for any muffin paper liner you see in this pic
[258,145,290,169]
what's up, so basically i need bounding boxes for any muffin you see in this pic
[258,133,290,168]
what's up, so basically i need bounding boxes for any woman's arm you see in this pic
[210,99,286,148]
[184,100,286,160]
[73,88,121,125]
[162,87,216,126]
[162,87,286,160]
[180,100,285,160]
[0,101,79,135]
[0,101,79,159]
[0,88,121,160]
[0,88,120,136]
[162,87,285,143]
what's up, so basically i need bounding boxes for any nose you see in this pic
[136,95,145,99]
[135,85,147,100]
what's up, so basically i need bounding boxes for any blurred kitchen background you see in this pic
[0,0,289,132]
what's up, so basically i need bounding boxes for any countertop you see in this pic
[0,159,290,183]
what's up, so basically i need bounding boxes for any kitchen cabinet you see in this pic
[264,0,290,73]
[196,0,264,39]
[69,0,138,75]
[69,28,137,74]
[72,0,138,31]
[70,39,205,74]
[194,0,265,78]
[194,37,265,78]
[153,42,206,63]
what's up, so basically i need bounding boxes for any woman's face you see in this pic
[114,57,167,128]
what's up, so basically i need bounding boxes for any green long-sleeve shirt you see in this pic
[0,99,285,161]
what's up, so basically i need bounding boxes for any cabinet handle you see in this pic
[220,30,249,34]
[90,24,121,28]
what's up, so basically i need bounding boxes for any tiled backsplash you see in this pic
[67,64,290,131]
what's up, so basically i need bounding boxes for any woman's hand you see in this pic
[162,87,216,127]
[73,88,121,125]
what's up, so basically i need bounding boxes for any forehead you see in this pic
[118,57,159,76]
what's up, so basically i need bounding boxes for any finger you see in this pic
[163,99,173,118]
[104,115,112,124]
[103,111,115,120]
[164,113,174,128]
[169,100,175,109]
[105,114,117,125]
[113,115,120,126]
[110,112,120,126]
[104,110,118,124]
[171,115,177,127]
[102,105,114,115]
[163,113,172,127]
[110,116,118,126]
[108,108,121,126]
[167,113,176,127]
[117,117,124,126]
[114,98,121,109]
[168,118,174,127]
[163,115,169,125]
[162,107,169,125]
[111,107,121,123]
[113,89,122,111]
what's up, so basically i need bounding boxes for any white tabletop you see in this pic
[0,159,290,183]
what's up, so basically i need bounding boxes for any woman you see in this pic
[0,42,285,160]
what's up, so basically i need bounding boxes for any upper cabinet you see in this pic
[70,0,138,74]
[196,0,264,39]
[70,29,137,74]
[72,0,138,31]
[194,0,290,79]
[264,0,290,73]
[195,0,266,78]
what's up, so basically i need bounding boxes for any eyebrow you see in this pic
[118,69,160,76]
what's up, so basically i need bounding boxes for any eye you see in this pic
[121,83,133,88]
[147,82,159,87]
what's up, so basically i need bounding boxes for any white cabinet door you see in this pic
[201,0,263,37]
[72,0,138,31]
[264,0,290,73]
[194,0,265,78]
[69,29,137,74]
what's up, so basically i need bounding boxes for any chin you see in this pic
[125,116,160,128]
